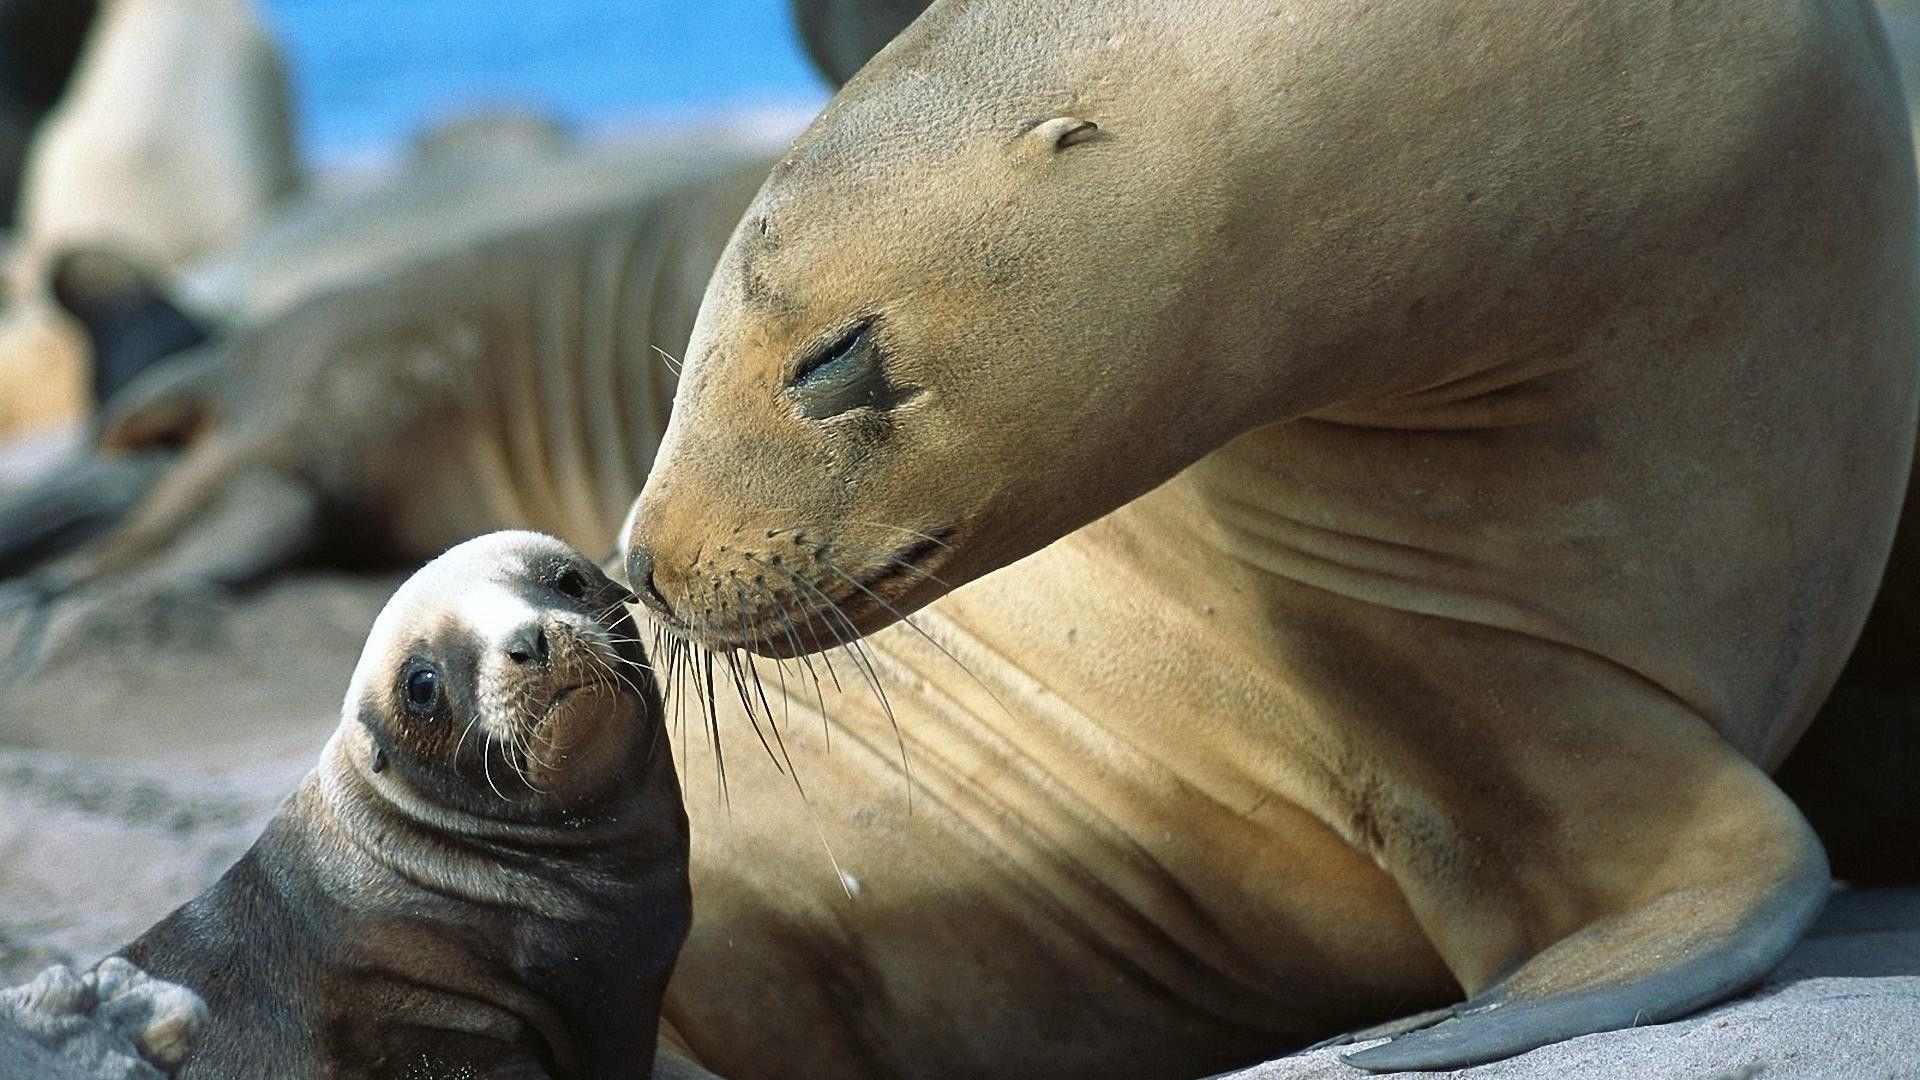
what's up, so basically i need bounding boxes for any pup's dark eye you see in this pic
[553,567,588,599]
[787,321,919,420]
[403,666,441,716]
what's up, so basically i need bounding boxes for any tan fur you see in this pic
[627,1,1918,1075]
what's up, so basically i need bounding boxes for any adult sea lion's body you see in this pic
[623,0,1920,1075]
[122,531,691,1078]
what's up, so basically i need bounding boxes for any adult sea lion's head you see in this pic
[344,530,659,822]
[629,0,1273,653]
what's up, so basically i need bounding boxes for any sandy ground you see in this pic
[2,440,1918,1078]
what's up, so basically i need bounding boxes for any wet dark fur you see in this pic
[122,809,687,1078]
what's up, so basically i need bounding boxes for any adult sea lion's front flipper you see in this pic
[1336,638,1827,1068]
[1344,868,1829,1070]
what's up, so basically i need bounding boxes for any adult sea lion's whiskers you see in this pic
[818,557,1012,722]
[764,560,914,805]
[719,638,787,778]
[728,585,791,774]
[726,583,855,896]
[751,569,834,750]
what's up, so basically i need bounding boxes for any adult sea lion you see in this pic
[623,0,1919,1075]
[122,530,692,1078]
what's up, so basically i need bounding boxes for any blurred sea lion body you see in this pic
[0,0,297,434]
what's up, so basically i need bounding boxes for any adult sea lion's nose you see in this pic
[625,543,674,618]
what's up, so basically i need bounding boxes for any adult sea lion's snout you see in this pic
[625,479,958,657]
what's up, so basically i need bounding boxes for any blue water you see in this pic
[260,0,832,163]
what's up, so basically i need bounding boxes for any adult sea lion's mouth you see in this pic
[845,531,951,606]
[727,528,954,656]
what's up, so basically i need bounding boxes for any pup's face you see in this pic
[346,531,658,821]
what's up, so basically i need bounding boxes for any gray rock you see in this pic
[0,958,205,1080]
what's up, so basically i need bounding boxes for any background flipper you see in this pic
[787,0,932,87]
[50,248,212,407]
[0,450,170,579]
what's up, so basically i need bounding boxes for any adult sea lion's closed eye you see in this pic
[787,320,919,419]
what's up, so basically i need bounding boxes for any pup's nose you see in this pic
[505,622,549,665]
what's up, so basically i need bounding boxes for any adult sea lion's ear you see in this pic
[1028,116,1102,152]
[49,247,211,406]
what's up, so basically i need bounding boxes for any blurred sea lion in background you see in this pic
[0,135,778,653]
[788,0,929,87]
[0,0,297,435]
[0,0,99,230]
[15,0,297,277]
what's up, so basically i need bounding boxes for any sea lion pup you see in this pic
[623,0,1917,1075]
[120,531,691,1078]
